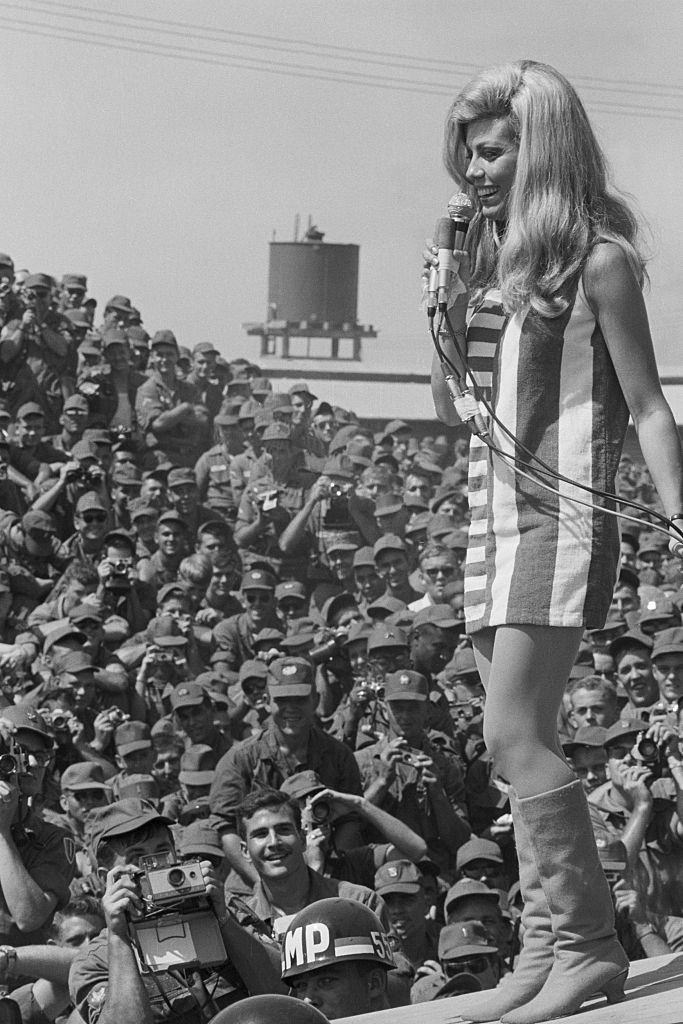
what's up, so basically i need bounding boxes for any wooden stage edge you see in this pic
[338,953,683,1024]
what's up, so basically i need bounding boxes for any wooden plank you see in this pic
[336,954,683,1024]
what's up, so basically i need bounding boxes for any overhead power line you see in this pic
[3,4,682,121]
[27,0,683,102]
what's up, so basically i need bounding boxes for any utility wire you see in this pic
[28,0,683,102]
[4,8,683,120]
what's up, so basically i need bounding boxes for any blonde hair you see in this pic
[443,60,646,316]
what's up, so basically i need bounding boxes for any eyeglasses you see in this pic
[443,955,494,977]
[461,863,500,879]
[423,565,456,579]
[81,512,107,524]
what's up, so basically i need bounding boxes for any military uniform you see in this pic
[135,372,204,467]
[0,812,77,945]
[209,724,363,831]
[356,732,469,876]
[195,443,233,505]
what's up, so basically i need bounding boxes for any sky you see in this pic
[1,0,682,378]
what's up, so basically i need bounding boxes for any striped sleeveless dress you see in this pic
[463,283,629,634]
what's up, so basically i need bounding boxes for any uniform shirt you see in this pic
[135,372,204,466]
[212,610,281,673]
[69,929,246,1024]
[226,866,390,947]
[0,812,77,945]
[195,444,233,503]
[355,732,469,875]
[589,778,683,918]
[209,723,363,830]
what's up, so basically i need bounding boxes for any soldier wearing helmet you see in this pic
[281,898,396,1019]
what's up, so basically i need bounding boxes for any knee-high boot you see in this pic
[454,789,555,1022]
[501,780,628,1024]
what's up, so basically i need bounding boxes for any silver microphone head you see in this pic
[447,192,474,222]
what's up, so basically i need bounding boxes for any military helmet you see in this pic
[209,994,327,1024]
[280,897,395,980]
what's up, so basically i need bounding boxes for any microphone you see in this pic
[426,217,456,319]
[447,191,474,252]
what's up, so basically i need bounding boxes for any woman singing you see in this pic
[427,61,683,1023]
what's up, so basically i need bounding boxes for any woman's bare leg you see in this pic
[471,624,582,798]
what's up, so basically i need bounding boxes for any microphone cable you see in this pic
[428,305,683,549]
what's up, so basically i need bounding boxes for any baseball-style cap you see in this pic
[0,706,53,742]
[456,838,503,870]
[60,762,110,792]
[373,534,406,558]
[157,511,189,531]
[177,820,223,859]
[63,394,90,412]
[75,491,108,515]
[88,798,170,855]
[105,295,133,314]
[275,581,307,602]
[445,647,479,679]
[170,682,207,710]
[384,669,429,702]
[444,878,500,917]
[280,770,325,802]
[69,604,104,626]
[241,569,276,592]
[651,626,683,660]
[193,342,218,356]
[262,421,292,442]
[114,720,152,755]
[366,625,409,653]
[238,659,268,684]
[167,467,197,489]
[412,604,460,630]
[603,717,650,747]
[438,922,498,959]
[151,329,178,349]
[178,745,217,786]
[22,510,57,535]
[352,546,376,569]
[562,726,608,755]
[268,657,314,697]
[117,774,160,802]
[288,382,317,400]
[374,860,422,896]
[157,582,190,605]
[608,628,654,661]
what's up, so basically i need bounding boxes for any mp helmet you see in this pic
[281,897,395,980]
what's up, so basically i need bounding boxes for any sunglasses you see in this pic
[443,955,494,977]
[81,512,107,524]
[244,592,272,605]
[423,565,456,579]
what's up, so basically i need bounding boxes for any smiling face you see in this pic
[464,117,519,222]
[241,804,305,881]
[271,693,316,741]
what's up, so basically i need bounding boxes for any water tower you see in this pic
[243,219,377,361]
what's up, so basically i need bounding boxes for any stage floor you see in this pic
[337,953,683,1024]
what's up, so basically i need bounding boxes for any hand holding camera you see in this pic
[103,864,145,938]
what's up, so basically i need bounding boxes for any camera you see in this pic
[635,730,666,780]
[126,854,227,972]
[0,738,29,779]
[309,628,348,665]
[597,839,627,886]
[256,489,279,514]
[106,708,129,728]
[301,798,331,833]
[328,483,344,500]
